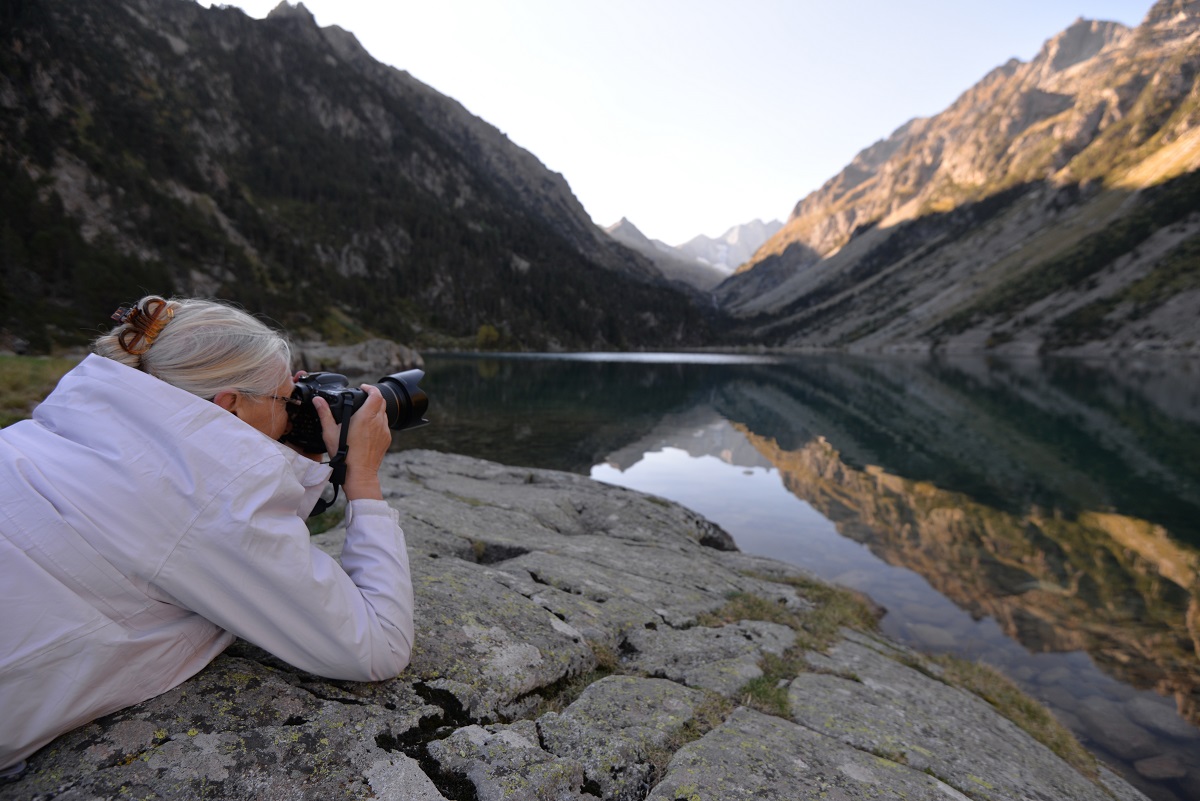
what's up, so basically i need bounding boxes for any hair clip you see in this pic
[111,304,140,325]
[114,298,174,355]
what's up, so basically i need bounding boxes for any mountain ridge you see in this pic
[609,217,739,292]
[3,0,1199,356]
[717,0,1200,355]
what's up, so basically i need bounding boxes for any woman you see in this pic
[0,296,414,778]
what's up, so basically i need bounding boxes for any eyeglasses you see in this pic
[260,393,302,407]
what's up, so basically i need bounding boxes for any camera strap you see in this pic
[310,394,353,517]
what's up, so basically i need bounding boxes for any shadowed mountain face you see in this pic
[719,2,1200,356]
[0,0,719,352]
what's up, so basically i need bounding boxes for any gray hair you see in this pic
[92,295,291,399]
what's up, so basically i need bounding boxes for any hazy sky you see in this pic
[204,1,1155,244]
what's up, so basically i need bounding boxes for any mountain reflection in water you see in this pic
[401,353,1200,800]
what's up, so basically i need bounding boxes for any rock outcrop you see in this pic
[291,338,425,376]
[1,451,1148,801]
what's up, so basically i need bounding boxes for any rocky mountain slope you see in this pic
[0,0,719,352]
[718,0,1200,355]
[604,217,727,291]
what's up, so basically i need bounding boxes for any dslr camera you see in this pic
[283,370,428,453]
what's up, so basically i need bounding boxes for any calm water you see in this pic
[399,352,1200,801]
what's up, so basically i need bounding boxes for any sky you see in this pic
[203,1,1156,245]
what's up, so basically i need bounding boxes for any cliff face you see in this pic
[0,0,716,352]
[719,1,1200,355]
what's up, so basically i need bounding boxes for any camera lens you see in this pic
[375,369,429,431]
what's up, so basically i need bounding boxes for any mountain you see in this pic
[6,0,1200,357]
[676,218,783,273]
[718,2,1200,356]
[604,218,727,291]
[0,0,720,353]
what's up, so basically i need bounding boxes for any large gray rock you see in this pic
[291,338,424,376]
[790,637,1124,801]
[8,648,442,801]
[1,451,1148,801]
[646,707,973,801]
[537,676,712,801]
[427,719,591,801]
[404,552,596,722]
[622,621,796,696]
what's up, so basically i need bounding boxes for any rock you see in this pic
[1124,694,1200,741]
[1036,684,1082,712]
[404,552,596,722]
[428,720,590,801]
[1133,752,1188,781]
[8,648,441,801]
[903,621,958,649]
[646,707,972,801]
[1036,664,1075,685]
[791,638,1125,801]
[0,451,1150,801]
[538,676,712,801]
[622,621,796,696]
[363,755,450,801]
[292,338,424,377]
[429,676,714,801]
[1075,696,1160,760]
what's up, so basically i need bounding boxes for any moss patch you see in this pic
[698,574,880,718]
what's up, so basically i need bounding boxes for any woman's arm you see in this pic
[151,452,413,682]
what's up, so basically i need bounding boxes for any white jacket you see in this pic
[0,355,414,769]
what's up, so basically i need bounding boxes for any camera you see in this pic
[283,370,429,453]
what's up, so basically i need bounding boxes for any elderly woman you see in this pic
[0,296,414,778]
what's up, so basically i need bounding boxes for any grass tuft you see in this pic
[698,574,882,719]
[0,355,79,427]
[711,572,882,652]
[928,654,1098,780]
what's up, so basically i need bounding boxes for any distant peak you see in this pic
[268,2,316,23]
[1144,0,1200,25]
[1031,17,1128,74]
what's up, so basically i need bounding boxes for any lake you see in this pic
[398,351,1200,801]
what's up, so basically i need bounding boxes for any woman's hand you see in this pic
[312,384,390,501]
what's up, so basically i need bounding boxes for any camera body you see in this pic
[283,369,428,453]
